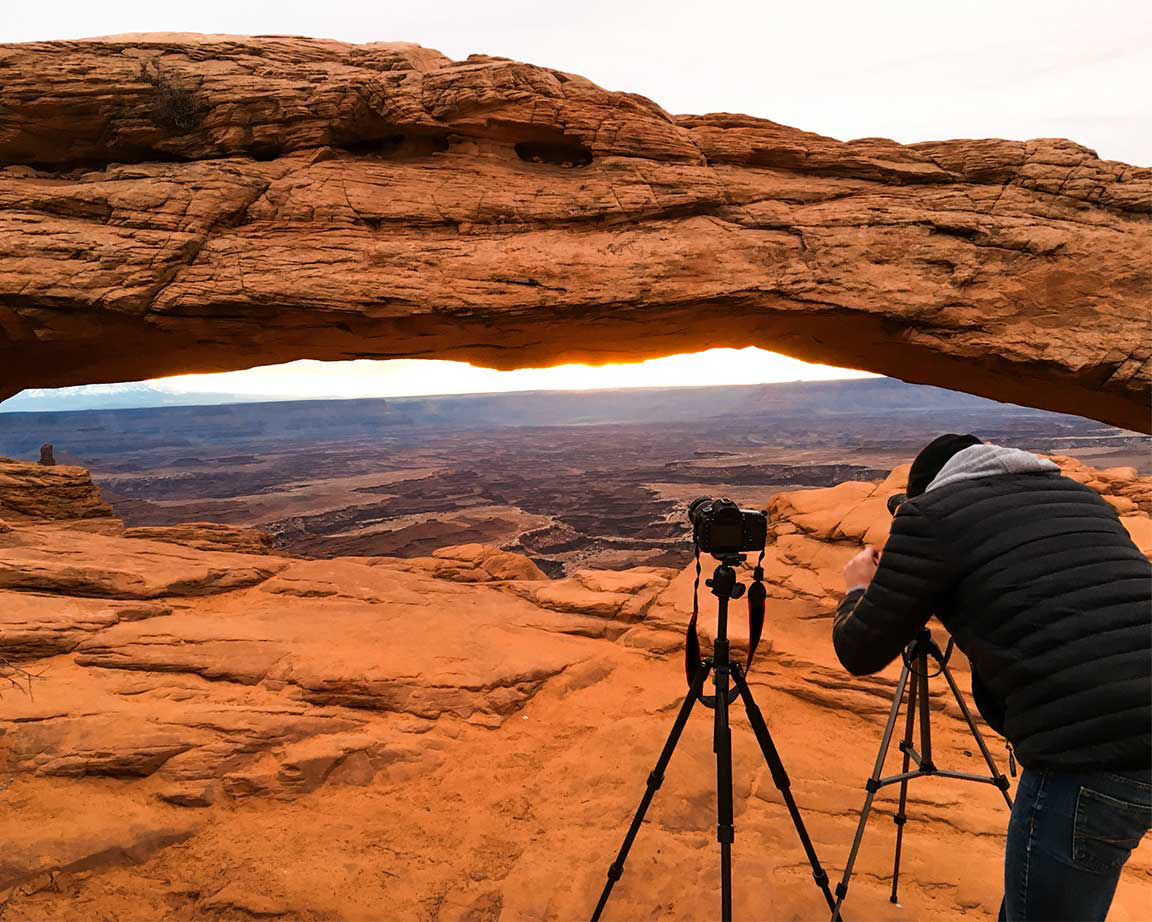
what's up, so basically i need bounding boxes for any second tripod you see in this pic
[591,555,836,922]
[830,627,1013,920]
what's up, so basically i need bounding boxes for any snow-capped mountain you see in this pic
[0,382,280,413]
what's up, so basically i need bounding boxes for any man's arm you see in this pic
[833,502,952,676]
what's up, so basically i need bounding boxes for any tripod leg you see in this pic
[731,664,836,913]
[830,662,913,922]
[714,649,735,922]
[937,661,1014,809]
[889,660,919,904]
[591,660,712,922]
[917,653,934,772]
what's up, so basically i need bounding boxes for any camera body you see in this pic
[688,496,768,556]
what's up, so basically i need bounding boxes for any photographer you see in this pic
[833,434,1152,922]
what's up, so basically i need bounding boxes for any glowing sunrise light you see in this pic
[157,348,877,400]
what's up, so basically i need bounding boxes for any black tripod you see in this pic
[830,627,1013,920]
[591,554,837,921]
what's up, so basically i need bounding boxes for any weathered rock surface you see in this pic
[386,542,549,582]
[0,35,1149,430]
[0,525,286,598]
[0,786,200,890]
[0,459,1149,920]
[0,593,170,659]
[122,521,274,555]
[506,566,677,641]
[0,459,118,526]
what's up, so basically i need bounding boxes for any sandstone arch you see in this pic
[0,35,1148,431]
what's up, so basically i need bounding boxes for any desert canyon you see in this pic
[0,452,1150,921]
[0,32,1151,922]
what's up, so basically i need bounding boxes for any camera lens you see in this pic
[687,496,712,524]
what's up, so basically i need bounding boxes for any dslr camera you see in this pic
[688,496,768,556]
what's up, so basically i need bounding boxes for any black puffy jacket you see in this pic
[833,459,1152,772]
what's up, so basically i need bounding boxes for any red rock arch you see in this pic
[0,36,1148,430]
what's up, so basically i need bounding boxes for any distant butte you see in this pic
[0,34,1149,430]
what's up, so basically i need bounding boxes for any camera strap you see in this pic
[685,548,768,706]
[747,554,767,664]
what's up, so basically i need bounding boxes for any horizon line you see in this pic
[0,374,904,416]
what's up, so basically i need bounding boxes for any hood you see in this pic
[925,443,1061,494]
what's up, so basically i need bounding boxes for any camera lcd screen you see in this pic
[713,521,743,549]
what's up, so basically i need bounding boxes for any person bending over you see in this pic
[833,433,1152,921]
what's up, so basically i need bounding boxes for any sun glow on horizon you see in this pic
[156,349,878,400]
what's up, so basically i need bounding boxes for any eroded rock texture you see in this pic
[1,457,1150,920]
[0,459,117,526]
[0,35,1149,429]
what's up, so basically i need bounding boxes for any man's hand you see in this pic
[843,545,880,591]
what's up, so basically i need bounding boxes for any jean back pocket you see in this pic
[1072,786,1152,875]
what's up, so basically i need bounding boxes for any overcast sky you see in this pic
[4,0,1147,403]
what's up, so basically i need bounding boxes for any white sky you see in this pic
[4,0,1148,400]
[161,350,874,399]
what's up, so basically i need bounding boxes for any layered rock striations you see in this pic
[0,35,1149,429]
[0,458,118,527]
[1,457,1149,920]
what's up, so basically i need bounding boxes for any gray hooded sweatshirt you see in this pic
[925,443,1061,493]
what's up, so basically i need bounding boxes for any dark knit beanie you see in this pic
[906,433,983,498]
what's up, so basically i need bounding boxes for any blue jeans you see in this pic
[999,767,1152,921]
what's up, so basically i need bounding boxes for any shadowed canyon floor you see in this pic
[1,454,1150,921]
[1,380,1147,577]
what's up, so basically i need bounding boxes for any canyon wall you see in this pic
[1,35,1149,430]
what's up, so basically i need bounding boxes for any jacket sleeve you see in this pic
[833,502,952,676]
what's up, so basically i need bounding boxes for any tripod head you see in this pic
[902,626,955,669]
[705,553,746,601]
[684,549,768,710]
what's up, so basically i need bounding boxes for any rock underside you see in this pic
[1,457,1149,921]
[0,35,1149,430]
